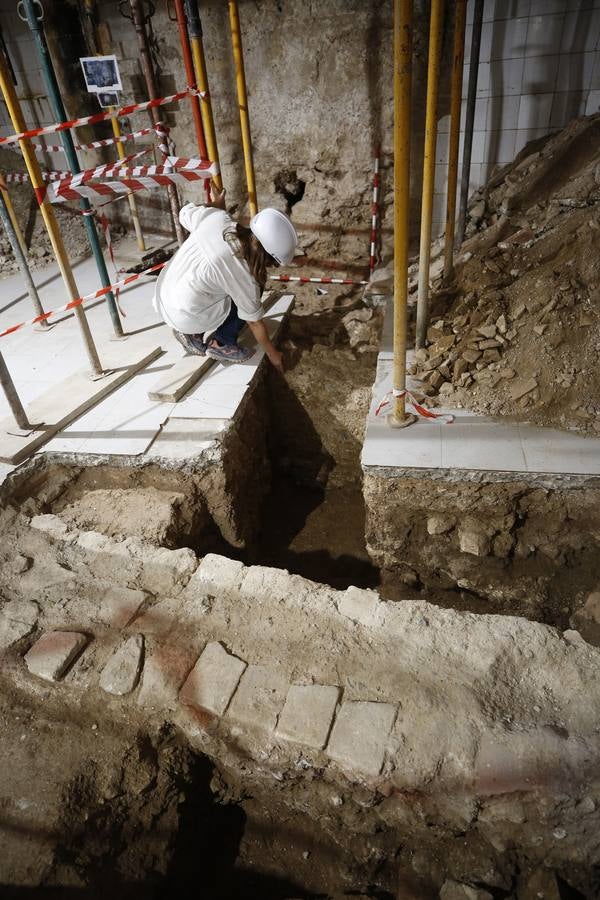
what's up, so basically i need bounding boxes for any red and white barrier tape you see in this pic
[270,274,368,285]
[4,148,151,185]
[0,88,204,148]
[369,144,380,274]
[375,388,455,423]
[48,165,218,203]
[0,262,166,339]
[30,124,158,154]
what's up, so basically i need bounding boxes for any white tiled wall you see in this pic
[432,0,600,237]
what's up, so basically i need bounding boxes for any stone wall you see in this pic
[363,469,600,625]
[2,507,600,894]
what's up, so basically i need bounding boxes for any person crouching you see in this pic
[154,188,298,372]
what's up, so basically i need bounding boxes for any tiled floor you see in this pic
[0,239,294,483]
[362,303,600,477]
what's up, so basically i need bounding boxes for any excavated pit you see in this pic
[1,289,600,897]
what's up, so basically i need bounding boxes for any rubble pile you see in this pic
[411,113,600,434]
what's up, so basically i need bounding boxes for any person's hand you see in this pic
[209,184,226,210]
[268,349,285,374]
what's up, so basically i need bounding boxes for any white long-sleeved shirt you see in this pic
[153,204,263,335]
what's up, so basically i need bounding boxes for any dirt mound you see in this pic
[411,113,600,434]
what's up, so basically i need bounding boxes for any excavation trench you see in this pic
[1,293,600,898]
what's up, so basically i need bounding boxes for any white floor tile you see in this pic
[441,423,526,471]
[520,425,600,475]
[175,384,249,419]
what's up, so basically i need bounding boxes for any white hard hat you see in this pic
[250,208,298,265]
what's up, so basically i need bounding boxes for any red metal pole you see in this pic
[173,0,209,163]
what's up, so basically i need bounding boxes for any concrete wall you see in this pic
[1,0,600,254]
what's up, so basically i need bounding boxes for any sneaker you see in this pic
[206,341,254,363]
[173,330,206,356]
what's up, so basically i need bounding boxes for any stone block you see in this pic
[100,634,144,696]
[458,524,491,557]
[440,881,493,900]
[188,553,245,595]
[226,664,288,734]
[427,514,454,536]
[179,641,246,717]
[137,544,198,595]
[326,700,397,777]
[30,514,73,542]
[338,586,381,626]
[0,599,39,650]
[98,586,148,629]
[137,641,196,711]
[24,631,88,682]
[276,683,340,749]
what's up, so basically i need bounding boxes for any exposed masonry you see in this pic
[3,512,600,886]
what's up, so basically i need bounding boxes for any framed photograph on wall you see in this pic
[97,91,120,108]
[80,55,122,93]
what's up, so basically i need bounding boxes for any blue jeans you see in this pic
[212,300,244,347]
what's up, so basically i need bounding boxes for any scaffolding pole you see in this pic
[415,0,444,349]
[21,0,123,339]
[0,349,30,430]
[0,175,47,325]
[174,0,208,162]
[184,0,222,192]
[128,0,185,245]
[389,0,415,428]
[228,0,258,217]
[0,39,103,376]
[457,0,483,247]
[443,0,466,281]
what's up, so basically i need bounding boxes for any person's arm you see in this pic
[247,319,284,374]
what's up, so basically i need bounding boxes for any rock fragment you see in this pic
[99,634,144,696]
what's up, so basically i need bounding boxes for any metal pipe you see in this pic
[228,0,258,216]
[0,174,47,324]
[174,0,208,162]
[0,178,27,257]
[457,0,483,247]
[390,0,413,426]
[0,349,30,430]
[415,0,444,349]
[443,0,466,280]
[0,39,103,376]
[21,0,123,338]
[128,0,185,246]
[184,0,222,192]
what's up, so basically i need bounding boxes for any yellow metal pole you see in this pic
[185,0,223,192]
[0,178,27,256]
[443,0,466,281]
[228,0,258,217]
[110,114,146,252]
[390,0,415,427]
[415,0,444,349]
[0,48,103,376]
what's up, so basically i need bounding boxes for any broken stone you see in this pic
[477,325,497,339]
[533,323,547,335]
[453,358,469,380]
[0,599,39,650]
[276,683,340,750]
[458,524,491,557]
[326,700,397,777]
[428,370,446,390]
[24,631,88,682]
[478,339,502,350]
[462,349,482,364]
[99,634,144,696]
[498,367,516,379]
[429,334,456,356]
[509,377,538,401]
[496,314,507,333]
[179,641,246,717]
[427,515,454,536]
[227,664,288,734]
[440,881,493,900]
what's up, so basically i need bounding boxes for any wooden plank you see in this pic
[0,347,162,466]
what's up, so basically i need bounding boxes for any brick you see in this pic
[326,700,397,777]
[100,634,144,696]
[179,641,246,716]
[24,631,88,682]
[226,664,288,733]
[98,586,148,628]
[137,641,196,711]
[338,586,381,626]
[276,684,340,749]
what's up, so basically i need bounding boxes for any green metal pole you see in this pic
[21,0,124,338]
